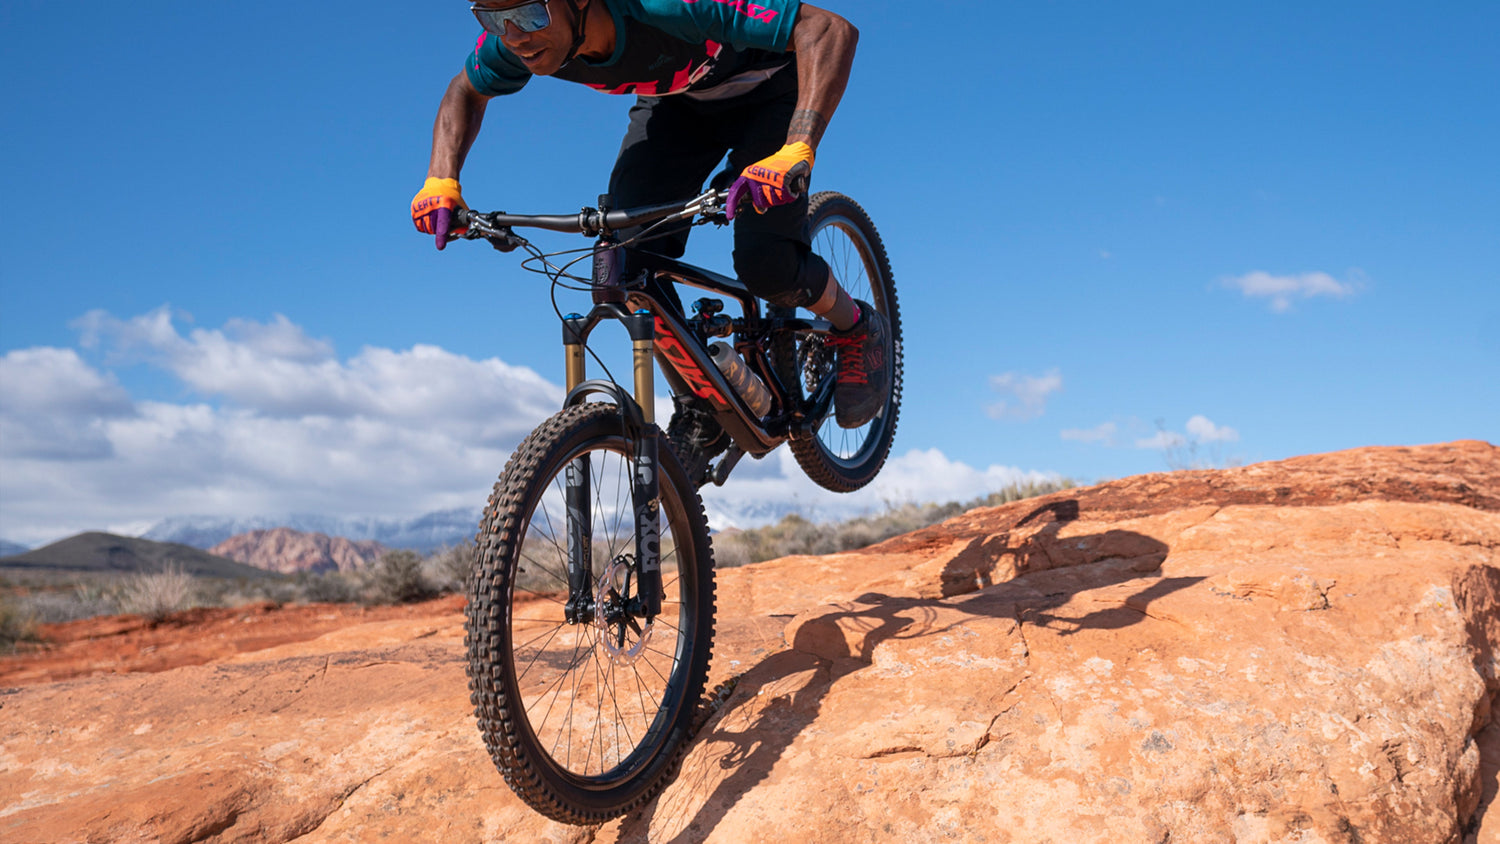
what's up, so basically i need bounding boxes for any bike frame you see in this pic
[462,191,836,621]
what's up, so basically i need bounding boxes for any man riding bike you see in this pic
[412,0,890,429]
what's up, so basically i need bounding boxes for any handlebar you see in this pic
[457,187,729,250]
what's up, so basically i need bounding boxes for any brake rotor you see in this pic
[594,555,655,666]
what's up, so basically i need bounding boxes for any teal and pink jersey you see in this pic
[465,0,800,99]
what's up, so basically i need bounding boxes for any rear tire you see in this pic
[466,403,716,824]
[777,192,903,492]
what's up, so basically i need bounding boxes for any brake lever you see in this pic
[458,210,528,252]
[686,189,729,227]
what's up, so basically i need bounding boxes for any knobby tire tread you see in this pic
[786,191,904,493]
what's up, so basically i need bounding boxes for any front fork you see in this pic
[562,241,662,624]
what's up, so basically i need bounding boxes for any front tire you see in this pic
[465,402,716,824]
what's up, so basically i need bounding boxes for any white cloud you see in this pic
[1060,421,1118,445]
[1134,430,1187,450]
[70,308,560,445]
[1223,270,1359,312]
[0,309,564,546]
[1134,415,1241,470]
[1185,414,1239,443]
[0,347,135,460]
[1,308,1064,548]
[700,448,1063,530]
[986,369,1062,420]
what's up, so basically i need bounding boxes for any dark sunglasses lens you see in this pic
[472,2,550,35]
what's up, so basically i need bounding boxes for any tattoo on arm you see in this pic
[787,109,829,147]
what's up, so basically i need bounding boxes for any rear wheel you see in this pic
[466,402,716,824]
[775,192,903,492]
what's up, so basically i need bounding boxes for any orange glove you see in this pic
[727,142,814,220]
[411,177,468,250]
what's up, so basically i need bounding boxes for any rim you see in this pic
[806,212,893,467]
[505,435,694,783]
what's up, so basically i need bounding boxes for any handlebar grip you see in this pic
[788,170,810,197]
[453,208,472,230]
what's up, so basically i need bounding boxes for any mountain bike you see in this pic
[457,184,901,824]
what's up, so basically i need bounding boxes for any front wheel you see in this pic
[776,192,904,492]
[466,402,716,824]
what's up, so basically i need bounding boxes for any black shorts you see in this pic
[607,66,829,309]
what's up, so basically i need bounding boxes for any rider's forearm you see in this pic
[785,4,858,152]
[427,72,491,180]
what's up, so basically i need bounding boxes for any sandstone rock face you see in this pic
[1,441,1497,843]
[209,528,387,574]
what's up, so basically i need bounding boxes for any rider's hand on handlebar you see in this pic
[727,143,813,220]
[411,177,469,250]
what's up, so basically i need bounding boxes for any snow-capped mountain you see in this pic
[143,509,482,553]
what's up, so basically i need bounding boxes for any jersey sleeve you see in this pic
[625,0,801,53]
[465,31,532,97]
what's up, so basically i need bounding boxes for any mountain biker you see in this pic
[412,0,890,429]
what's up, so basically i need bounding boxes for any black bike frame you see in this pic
[462,192,837,621]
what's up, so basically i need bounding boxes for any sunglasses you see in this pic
[471,1,553,35]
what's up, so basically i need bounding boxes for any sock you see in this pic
[812,278,860,332]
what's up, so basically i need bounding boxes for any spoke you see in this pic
[590,632,606,771]
[531,626,594,767]
[513,621,569,684]
[637,647,675,685]
[607,652,635,764]
[536,478,571,567]
[517,547,569,591]
[608,450,629,560]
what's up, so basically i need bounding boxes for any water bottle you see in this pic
[708,341,772,417]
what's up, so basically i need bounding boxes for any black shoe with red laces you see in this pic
[825,300,890,429]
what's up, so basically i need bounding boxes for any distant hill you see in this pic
[0,539,29,557]
[0,532,284,581]
[210,528,386,574]
[139,499,833,553]
[143,509,482,553]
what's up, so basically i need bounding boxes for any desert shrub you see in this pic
[710,479,1078,567]
[117,565,197,622]
[296,570,363,604]
[711,531,752,568]
[365,550,434,605]
[1,593,40,653]
[423,540,475,595]
[16,585,120,623]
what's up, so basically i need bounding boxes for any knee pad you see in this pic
[733,244,830,310]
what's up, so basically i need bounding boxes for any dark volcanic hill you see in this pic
[0,532,283,581]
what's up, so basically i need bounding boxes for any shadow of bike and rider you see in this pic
[618,498,1203,842]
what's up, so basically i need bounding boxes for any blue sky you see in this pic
[2,1,1496,547]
